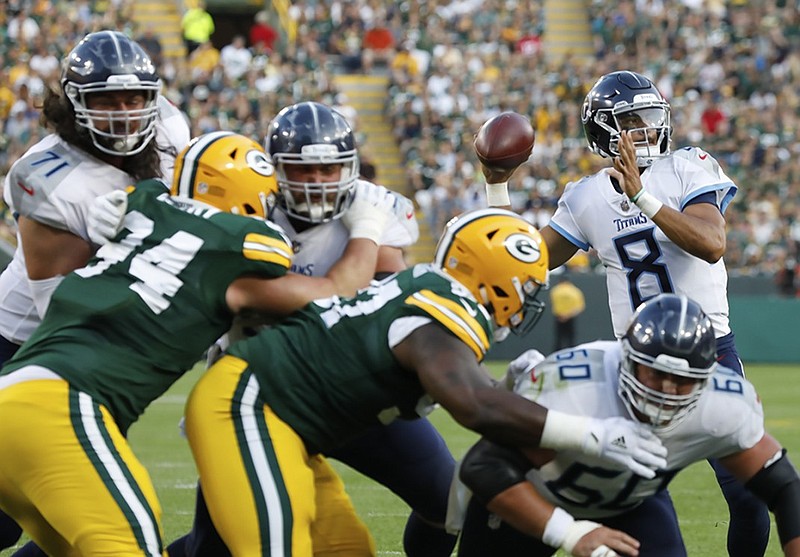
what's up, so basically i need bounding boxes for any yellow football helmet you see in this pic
[172,131,278,218]
[434,208,549,338]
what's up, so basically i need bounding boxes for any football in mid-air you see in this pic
[474,112,535,170]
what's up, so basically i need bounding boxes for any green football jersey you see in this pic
[3,180,292,433]
[229,264,494,454]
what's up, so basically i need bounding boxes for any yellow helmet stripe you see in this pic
[175,131,234,198]
[405,290,490,359]
[243,233,292,268]
[434,207,522,267]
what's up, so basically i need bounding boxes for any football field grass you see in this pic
[2,362,797,556]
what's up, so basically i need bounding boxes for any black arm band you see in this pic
[745,449,800,546]
[459,438,532,505]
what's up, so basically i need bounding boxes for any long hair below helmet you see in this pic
[61,30,161,157]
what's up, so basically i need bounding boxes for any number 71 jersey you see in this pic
[2,179,293,433]
[547,147,736,338]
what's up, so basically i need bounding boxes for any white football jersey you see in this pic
[548,147,736,337]
[271,179,419,277]
[155,95,191,180]
[217,180,420,349]
[516,340,764,519]
[0,98,190,345]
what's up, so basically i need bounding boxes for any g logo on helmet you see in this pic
[504,233,542,264]
[245,149,275,177]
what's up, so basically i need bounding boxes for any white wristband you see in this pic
[486,182,510,207]
[539,410,590,452]
[633,190,663,219]
[542,507,575,548]
[563,520,604,555]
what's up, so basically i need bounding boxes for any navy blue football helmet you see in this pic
[62,31,161,156]
[581,70,671,168]
[619,293,717,428]
[264,102,359,223]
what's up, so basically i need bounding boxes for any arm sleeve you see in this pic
[30,274,63,318]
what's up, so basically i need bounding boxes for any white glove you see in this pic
[502,348,545,391]
[540,411,667,479]
[341,182,396,244]
[87,190,127,245]
[390,193,420,245]
[582,417,668,479]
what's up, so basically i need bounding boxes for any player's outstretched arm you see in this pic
[723,434,800,556]
[492,484,638,557]
[18,215,95,317]
[228,183,413,316]
[539,225,580,271]
[225,236,380,317]
[392,323,666,478]
[459,438,638,557]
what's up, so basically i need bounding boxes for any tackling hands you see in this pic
[543,507,631,557]
[342,182,417,245]
[503,349,668,479]
[87,190,128,245]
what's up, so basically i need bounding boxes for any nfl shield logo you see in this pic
[621,199,630,211]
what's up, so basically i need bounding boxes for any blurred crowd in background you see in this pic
[0,0,798,294]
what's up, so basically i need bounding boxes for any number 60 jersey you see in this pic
[547,147,737,339]
[516,341,764,519]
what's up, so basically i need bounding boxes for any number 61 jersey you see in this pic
[1,180,293,434]
[516,341,764,519]
[547,147,737,338]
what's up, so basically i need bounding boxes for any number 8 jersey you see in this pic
[1,180,292,434]
[547,147,737,338]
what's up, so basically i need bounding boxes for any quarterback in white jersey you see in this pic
[546,145,734,338]
[455,294,800,557]
[537,71,769,557]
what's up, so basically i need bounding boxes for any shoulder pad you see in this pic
[698,367,763,446]
[8,144,82,225]
[562,173,596,195]
[673,146,724,177]
[404,275,492,360]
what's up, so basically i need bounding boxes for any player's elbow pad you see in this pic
[745,449,800,546]
[459,438,532,505]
